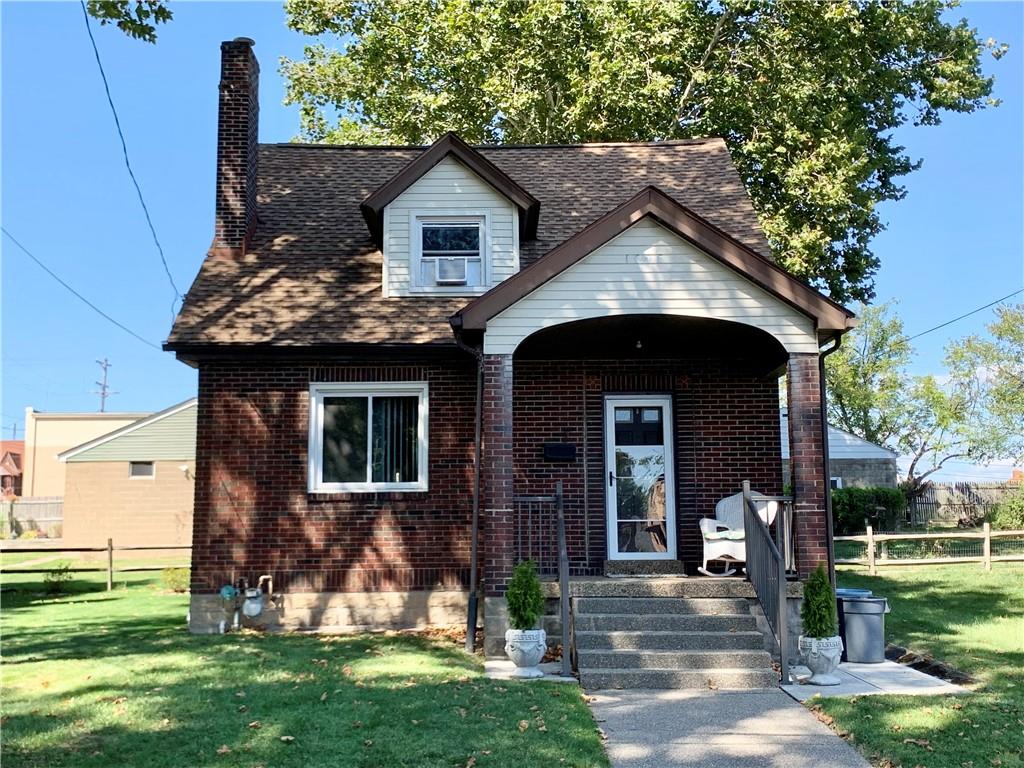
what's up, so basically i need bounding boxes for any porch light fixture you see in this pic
[635,340,643,350]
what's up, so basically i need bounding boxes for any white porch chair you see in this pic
[698,491,778,577]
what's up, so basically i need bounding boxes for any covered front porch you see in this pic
[480,314,829,588]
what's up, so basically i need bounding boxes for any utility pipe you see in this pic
[455,335,484,653]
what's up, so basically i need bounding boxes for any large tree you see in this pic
[826,302,1023,495]
[85,1,172,43]
[283,0,1004,302]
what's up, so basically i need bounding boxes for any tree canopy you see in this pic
[826,302,1024,494]
[283,0,1004,302]
[85,1,172,44]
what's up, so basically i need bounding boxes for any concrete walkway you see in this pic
[589,689,869,768]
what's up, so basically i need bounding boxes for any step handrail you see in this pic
[742,480,789,686]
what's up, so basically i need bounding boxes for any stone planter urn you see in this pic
[799,635,844,685]
[504,628,547,679]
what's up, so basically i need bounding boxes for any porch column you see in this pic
[786,353,829,578]
[481,353,515,596]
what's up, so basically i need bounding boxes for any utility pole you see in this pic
[93,358,118,412]
[9,422,17,440]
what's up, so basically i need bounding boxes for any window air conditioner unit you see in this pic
[435,257,468,285]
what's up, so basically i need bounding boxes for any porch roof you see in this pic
[451,187,856,342]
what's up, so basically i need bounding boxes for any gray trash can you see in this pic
[836,588,872,662]
[841,596,890,663]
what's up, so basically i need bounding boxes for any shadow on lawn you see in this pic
[3,628,598,768]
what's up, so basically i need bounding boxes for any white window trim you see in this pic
[308,382,429,493]
[129,461,156,480]
[830,477,844,490]
[408,210,490,295]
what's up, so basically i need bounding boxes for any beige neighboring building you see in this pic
[22,408,148,498]
[58,400,196,552]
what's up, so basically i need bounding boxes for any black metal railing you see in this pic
[742,480,790,685]
[513,481,572,677]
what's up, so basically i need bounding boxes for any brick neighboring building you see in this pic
[165,39,856,654]
[58,400,196,555]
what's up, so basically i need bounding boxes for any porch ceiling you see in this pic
[514,314,788,374]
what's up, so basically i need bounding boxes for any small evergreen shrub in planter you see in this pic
[798,563,843,685]
[503,560,547,678]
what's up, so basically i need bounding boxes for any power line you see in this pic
[2,227,161,350]
[906,288,1023,341]
[79,0,182,317]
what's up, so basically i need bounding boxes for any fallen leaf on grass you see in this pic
[363,739,374,747]
[248,721,261,729]
[237,705,248,713]
[320,691,329,702]
[235,691,246,698]
[465,758,477,768]
[280,736,295,743]
[217,745,232,755]
[342,665,353,676]
[456,707,467,718]
[518,720,529,733]
[902,738,933,751]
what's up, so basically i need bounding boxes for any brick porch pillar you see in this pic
[481,353,515,656]
[786,353,829,577]
[481,353,515,596]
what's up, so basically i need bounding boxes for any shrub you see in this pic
[801,563,838,638]
[43,562,73,595]
[505,560,545,630]
[832,486,906,534]
[161,567,191,593]
[990,487,1024,531]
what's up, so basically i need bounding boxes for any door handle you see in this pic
[609,471,615,487]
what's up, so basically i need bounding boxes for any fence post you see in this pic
[866,526,876,575]
[983,522,992,572]
[107,538,114,591]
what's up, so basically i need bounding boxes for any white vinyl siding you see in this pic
[383,156,518,296]
[484,218,819,355]
[64,403,196,463]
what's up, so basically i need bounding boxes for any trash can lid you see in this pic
[842,596,889,614]
[836,588,873,598]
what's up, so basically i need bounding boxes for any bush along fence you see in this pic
[0,539,190,590]
[834,523,1024,574]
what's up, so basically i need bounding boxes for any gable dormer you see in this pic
[361,133,539,297]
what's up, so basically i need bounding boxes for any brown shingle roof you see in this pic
[167,139,772,349]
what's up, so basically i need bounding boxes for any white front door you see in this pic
[605,396,677,560]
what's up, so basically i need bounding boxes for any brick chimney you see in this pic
[213,37,259,254]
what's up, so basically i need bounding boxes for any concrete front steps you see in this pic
[572,582,779,690]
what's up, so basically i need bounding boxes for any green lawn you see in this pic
[810,564,1024,768]
[0,574,608,768]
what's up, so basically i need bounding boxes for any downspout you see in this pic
[455,332,484,653]
[818,334,842,587]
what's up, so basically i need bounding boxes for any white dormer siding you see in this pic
[383,156,518,296]
[484,218,819,355]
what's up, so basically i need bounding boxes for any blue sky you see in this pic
[2,2,1022,480]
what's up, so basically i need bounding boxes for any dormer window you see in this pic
[412,215,486,292]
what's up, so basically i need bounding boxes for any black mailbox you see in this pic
[543,442,577,462]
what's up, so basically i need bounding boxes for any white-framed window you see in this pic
[411,214,486,292]
[830,477,844,490]
[129,461,155,479]
[308,382,429,493]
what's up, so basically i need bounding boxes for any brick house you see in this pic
[166,40,855,683]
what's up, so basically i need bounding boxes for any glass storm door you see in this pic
[605,396,677,560]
